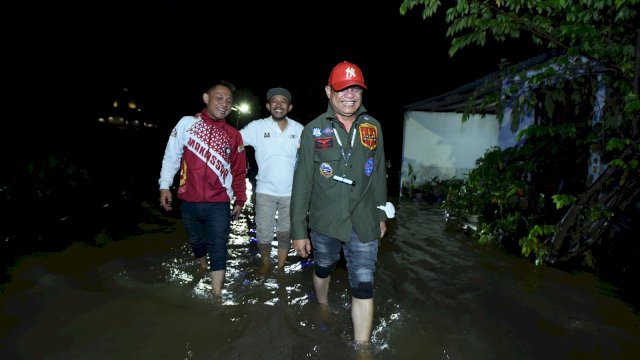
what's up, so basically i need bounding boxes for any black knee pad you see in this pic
[352,282,374,299]
[314,263,337,279]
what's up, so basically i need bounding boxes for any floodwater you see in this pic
[1,197,639,360]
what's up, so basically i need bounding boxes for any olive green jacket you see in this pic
[290,104,388,243]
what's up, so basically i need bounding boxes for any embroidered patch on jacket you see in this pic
[322,127,334,136]
[312,127,322,137]
[319,163,333,178]
[364,157,374,176]
[359,123,378,150]
[314,137,334,150]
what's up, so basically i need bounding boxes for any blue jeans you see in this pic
[310,229,379,292]
[180,201,230,271]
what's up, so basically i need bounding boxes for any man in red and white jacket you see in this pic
[158,80,247,296]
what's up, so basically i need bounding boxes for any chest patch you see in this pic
[314,137,334,150]
[319,163,333,178]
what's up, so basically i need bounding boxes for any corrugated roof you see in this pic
[404,52,562,113]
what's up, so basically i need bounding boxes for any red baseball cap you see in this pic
[328,61,367,91]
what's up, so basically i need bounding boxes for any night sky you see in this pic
[11,0,543,168]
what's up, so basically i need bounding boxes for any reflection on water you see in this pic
[1,200,639,359]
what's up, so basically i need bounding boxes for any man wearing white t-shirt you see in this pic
[240,87,304,274]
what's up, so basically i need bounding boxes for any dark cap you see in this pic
[266,87,291,102]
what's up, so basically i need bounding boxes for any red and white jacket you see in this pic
[159,114,247,207]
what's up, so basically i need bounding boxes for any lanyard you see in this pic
[331,120,357,166]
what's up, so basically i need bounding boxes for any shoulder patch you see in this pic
[359,123,378,150]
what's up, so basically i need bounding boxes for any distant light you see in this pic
[236,103,250,114]
[107,116,125,125]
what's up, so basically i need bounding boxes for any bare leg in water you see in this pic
[276,231,290,272]
[197,256,208,271]
[199,256,223,297]
[277,248,288,271]
[313,273,331,321]
[210,270,224,296]
[352,297,374,343]
[314,272,373,358]
[257,244,272,276]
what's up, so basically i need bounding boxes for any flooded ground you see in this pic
[1,198,639,359]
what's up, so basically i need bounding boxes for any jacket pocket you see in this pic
[313,148,341,163]
[313,149,341,178]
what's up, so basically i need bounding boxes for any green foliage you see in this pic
[442,141,585,264]
[606,138,631,151]
[442,177,472,216]
[400,0,639,133]
[404,163,418,196]
[552,194,577,209]
[400,0,640,275]
[519,224,555,262]
[402,170,451,203]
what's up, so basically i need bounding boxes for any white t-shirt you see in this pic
[240,117,304,196]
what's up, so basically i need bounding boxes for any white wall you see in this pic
[401,111,499,192]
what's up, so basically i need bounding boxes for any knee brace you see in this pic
[351,281,374,299]
[314,263,337,279]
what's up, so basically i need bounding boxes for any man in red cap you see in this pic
[291,61,392,348]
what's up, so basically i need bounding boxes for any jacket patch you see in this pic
[319,163,333,178]
[359,123,378,150]
[322,127,334,136]
[314,137,334,150]
[364,157,374,176]
[312,127,322,137]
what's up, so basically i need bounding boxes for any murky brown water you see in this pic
[1,198,639,359]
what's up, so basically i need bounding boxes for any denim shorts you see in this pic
[180,201,230,271]
[310,228,379,287]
